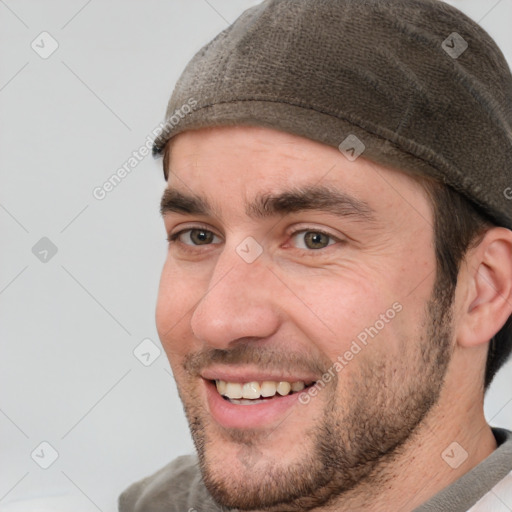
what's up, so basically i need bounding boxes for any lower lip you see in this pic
[204,380,305,429]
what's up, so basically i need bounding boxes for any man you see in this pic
[119,0,512,510]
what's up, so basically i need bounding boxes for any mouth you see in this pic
[214,379,314,405]
[200,372,318,429]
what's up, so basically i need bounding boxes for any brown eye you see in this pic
[291,231,335,250]
[175,228,220,246]
[189,229,214,245]
[304,232,331,249]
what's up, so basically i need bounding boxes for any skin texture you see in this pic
[156,125,511,511]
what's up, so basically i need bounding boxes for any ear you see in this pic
[457,227,512,348]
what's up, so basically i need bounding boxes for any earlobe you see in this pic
[458,228,512,349]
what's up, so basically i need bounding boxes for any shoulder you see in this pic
[468,428,512,511]
[118,454,223,512]
[468,470,512,511]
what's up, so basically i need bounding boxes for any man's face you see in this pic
[156,125,454,511]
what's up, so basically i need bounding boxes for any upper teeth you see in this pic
[216,380,306,400]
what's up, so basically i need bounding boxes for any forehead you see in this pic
[164,125,431,222]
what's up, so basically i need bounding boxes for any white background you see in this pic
[0,1,511,511]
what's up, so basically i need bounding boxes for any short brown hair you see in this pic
[424,180,512,390]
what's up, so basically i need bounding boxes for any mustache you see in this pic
[183,342,330,377]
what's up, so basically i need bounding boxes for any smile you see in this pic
[215,379,312,404]
[200,367,320,428]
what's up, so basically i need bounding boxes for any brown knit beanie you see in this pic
[153,0,512,230]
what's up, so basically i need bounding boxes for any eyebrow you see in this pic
[160,189,212,217]
[248,186,375,221]
[160,185,375,222]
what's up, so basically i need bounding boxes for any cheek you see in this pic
[284,270,386,357]
[286,265,431,362]
[155,259,207,358]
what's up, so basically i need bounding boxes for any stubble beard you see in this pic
[176,281,455,511]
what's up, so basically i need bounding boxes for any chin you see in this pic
[188,413,340,511]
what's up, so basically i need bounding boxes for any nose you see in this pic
[190,247,281,349]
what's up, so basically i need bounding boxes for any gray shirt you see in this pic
[118,427,512,512]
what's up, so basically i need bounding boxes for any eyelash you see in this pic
[287,228,338,249]
[166,224,218,243]
[167,225,341,252]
